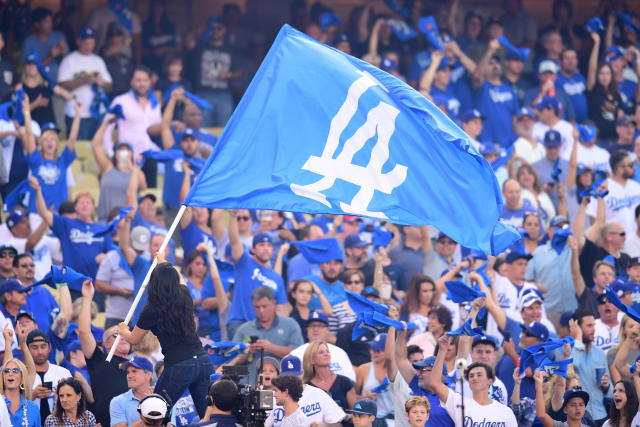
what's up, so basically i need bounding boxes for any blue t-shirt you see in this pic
[160,150,195,208]
[407,49,431,83]
[24,286,58,333]
[619,79,637,112]
[431,85,461,118]
[475,81,519,146]
[305,275,347,310]
[187,278,209,330]
[131,255,152,325]
[556,72,588,123]
[227,251,286,323]
[61,359,91,384]
[21,31,67,83]
[27,146,76,212]
[5,395,41,427]
[51,215,112,288]
[451,64,474,114]
[180,220,216,258]
[408,376,455,427]
[309,214,333,234]
[200,275,230,341]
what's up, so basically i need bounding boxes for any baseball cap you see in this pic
[77,26,96,39]
[487,16,503,27]
[257,356,281,374]
[630,257,640,268]
[16,310,35,323]
[137,193,156,205]
[521,322,550,341]
[459,109,485,123]
[63,340,82,356]
[280,355,303,375]
[331,33,349,46]
[40,122,59,133]
[363,287,379,298]
[122,355,154,372]
[549,215,569,227]
[478,141,499,155]
[533,95,561,113]
[506,50,524,61]
[437,56,451,71]
[606,46,626,62]
[0,279,26,295]
[543,130,562,147]
[519,291,543,310]
[562,388,589,408]
[505,249,532,263]
[517,107,536,120]
[610,279,633,297]
[114,141,134,151]
[130,226,151,252]
[6,210,26,230]
[559,311,573,327]
[472,334,498,349]
[616,115,636,126]
[181,127,198,140]
[0,245,18,256]
[380,57,398,72]
[343,215,360,222]
[348,398,377,416]
[306,311,329,326]
[412,356,448,375]
[252,232,273,247]
[368,333,387,352]
[26,329,50,345]
[139,395,168,420]
[436,232,454,242]
[345,234,370,249]
[538,60,559,74]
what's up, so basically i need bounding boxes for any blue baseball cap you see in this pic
[363,287,379,298]
[63,340,82,355]
[332,34,349,46]
[114,141,134,151]
[6,210,26,230]
[505,249,532,263]
[306,311,329,326]
[517,107,536,120]
[610,278,633,297]
[252,232,273,247]
[606,46,626,62]
[437,56,451,70]
[121,355,154,372]
[368,333,387,352]
[521,322,550,342]
[137,193,156,204]
[478,141,499,155]
[472,334,498,349]
[412,356,448,375]
[519,291,543,310]
[40,122,59,133]
[77,26,96,39]
[0,245,18,255]
[543,130,562,147]
[380,57,398,72]
[280,355,303,375]
[549,215,569,227]
[181,127,198,140]
[559,311,573,327]
[562,388,589,408]
[459,109,485,123]
[16,310,35,322]
[348,399,377,416]
[345,234,370,249]
[0,279,26,295]
[533,95,561,113]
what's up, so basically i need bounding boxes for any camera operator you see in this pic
[268,375,307,426]
[138,394,171,427]
[191,378,243,427]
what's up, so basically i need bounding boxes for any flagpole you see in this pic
[106,204,187,362]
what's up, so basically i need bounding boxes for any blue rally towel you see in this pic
[291,238,342,264]
[32,264,91,290]
[551,158,562,182]
[345,289,390,315]
[579,178,609,200]
[204,341,247,366]
[107,104,126,120]
[11,88,25,125]
[585,17,604,33]
[373,225,393,249]
[616,12,640,35]
[94,206,133,237]
[383,0,410,19]
[497,36,530,61]
[551,226,572,254]
[25,52,56,90]
[447,317,484,337]
[445,280,486,303]
[163,83,213,110]
[417,16,443,50]
[605,286,640,324]
[387,19,417,41]
[537,357,573,378]
[108,0,134,34]
[519,337,574,376]
[577,124,596,143]
[352,310,414,340]
[3,178,33,212]
[371,377,389,393]
[491,145,514,171]
[320,11,342,30]
[141,149,205,173]
[182,24,519,256]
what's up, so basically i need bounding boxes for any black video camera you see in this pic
[222,365,274,427]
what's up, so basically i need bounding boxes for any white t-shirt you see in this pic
[577,143,611,174]
[457,376,509,405]
[594,319,620,352]
[58,51,112,118]
[0,119,41,183]
[32,363,73,411]
[266,407,311,427]
[514,137,546,165]
[586,178,640,237]
[604,411,640,427]
[0,395,10,426]
[266,384,345,426]
[492,274,538,323]
[625,232,640,258]
[0,313,18,353]
[442,390,518,427]
[533,120,575,161]
[389,371,411,427]
[288,343,356,382]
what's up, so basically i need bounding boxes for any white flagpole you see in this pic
[106,204,188,362]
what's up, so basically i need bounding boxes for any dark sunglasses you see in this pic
[0,252,16,258]
[608,231,626,237]
[3,368,20,374]
[237,216,251,221]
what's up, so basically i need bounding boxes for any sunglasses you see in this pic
[0,252,16,258]
[608,231,626,237]
[3,368,20,374]
[345,280,362,285]
[237,216,251,221]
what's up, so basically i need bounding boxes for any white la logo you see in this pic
[291,70,408,219]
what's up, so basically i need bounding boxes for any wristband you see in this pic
[58,282,68,288]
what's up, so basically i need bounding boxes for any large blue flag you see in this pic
[182,25,519,255]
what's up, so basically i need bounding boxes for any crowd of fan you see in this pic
[1,0,640,426]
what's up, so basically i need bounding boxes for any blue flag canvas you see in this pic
[182,25,519,256]
[291,238,343,264]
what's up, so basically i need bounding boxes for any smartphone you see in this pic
[502,332,511,342]
[43,381,53,390]
[249,335,259,344]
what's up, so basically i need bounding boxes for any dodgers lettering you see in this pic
[465,417,506,427]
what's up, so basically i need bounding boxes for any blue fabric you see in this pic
[5,395,41,427]
[143,149,194,208]
[491,146,514,170]
[204,341,247,365]
[519,338,573,376]
[387,19,417,41]
[577,124,597,142]
[3,178,33,211]
[183,25,519,256]
[373,225,393,249]
[407,50,431,83]
[537,357,572,378]
[24,285,58,333]
[130,88,158,109]
[163,83,213,110]
[24,51,56,89]
[353,310,409,339]
[107,103,126,120]
[291,238,343,264]
[21,31,67,83]
[619,80,637,112]
[345,289,390,314]
[445,280,485,303]
[180,221,216,257]
[90,83,110,119]
[431,85,460,118]
[556,72,588,123]
[417,17,443,50]
[320,11,342,30]
[200,274,230,341]
[606,286,640,324]
[585,17,604,33]
[51,215,112,287]
[27,146,76,212]
[32,263,90,290]
[305,275,347,310]
[447,317,484,337]
[108,0,134,34]
[550,227,572,255]
[227,251,287,323]
[383,0,410,19]
[407,376,455,426]
[11,88,25,125]
[615,12,640,35]
[94,207,133,237]
[497,36,530,61]
[475,81,518,147]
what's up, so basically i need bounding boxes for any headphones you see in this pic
[137,393,171,425]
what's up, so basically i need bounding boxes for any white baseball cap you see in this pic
[139,395,167,420]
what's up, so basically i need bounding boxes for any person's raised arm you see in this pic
[472,271,507,330]
[420,226,432,254]
[585,182,608,243]
[161,88,183,150]
[472,39,500,90]
[201,245,229,314]
[511,368,522,406]
[418,50,443,97]
[614,328,637,379]
[556,182,568,217]
[227,210,245,262]
[568,236,587,301]
[210,209,226,244]
[78,280,97,358]
[447,0,460,37]
[20,94,36,155]
[15,326,35,380]
[551,349,568,411]
[385,326,399,381]
[572,195,589,250]
[566,126,579,190]
[310,280,333,316]
[119,209,138,267]
[67,99,82,152]
[91,113,116,176]
[179,161,194,229]
[367,18,384,58]
[430,334,452,402]
[586,31,600,91]
[57,277,73,324]
[394,324,417,384]
[534,371,555,427]
[447,40,477,74]
[633,361,640,398]
[25,215,48,252]
[29,176,53,226]
[605,12,615,50]
[2,325,14,366]
[274,242,289,277]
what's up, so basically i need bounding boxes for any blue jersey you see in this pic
[187,278,210,332]
[201,275,231,341]
[180,220,216,257]
[475,81,519,146]
[556,72,588,123]
[408,376,455,427]
[451,64,474,113]
[407,50,431,83]
[51,215,112,288]
[227,251,286,323]
[431,85,461,118]
[305,275,347,310]
[160,150,195,208]
[131,210,176,263]
[27,147,76,212]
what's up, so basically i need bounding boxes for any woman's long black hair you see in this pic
[53,378,88,425]
[609,380,639,427]
[145,262,198,339]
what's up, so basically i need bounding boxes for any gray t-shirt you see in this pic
[606,347,640,371]
[95,249,135,320]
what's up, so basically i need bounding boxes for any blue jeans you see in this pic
[65,115,101,140]
[155,353,214,418]
[198,90,234,127]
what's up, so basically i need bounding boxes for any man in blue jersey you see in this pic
[226,210,288,339]
[556,48,588,123]
[472,39,519,147]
